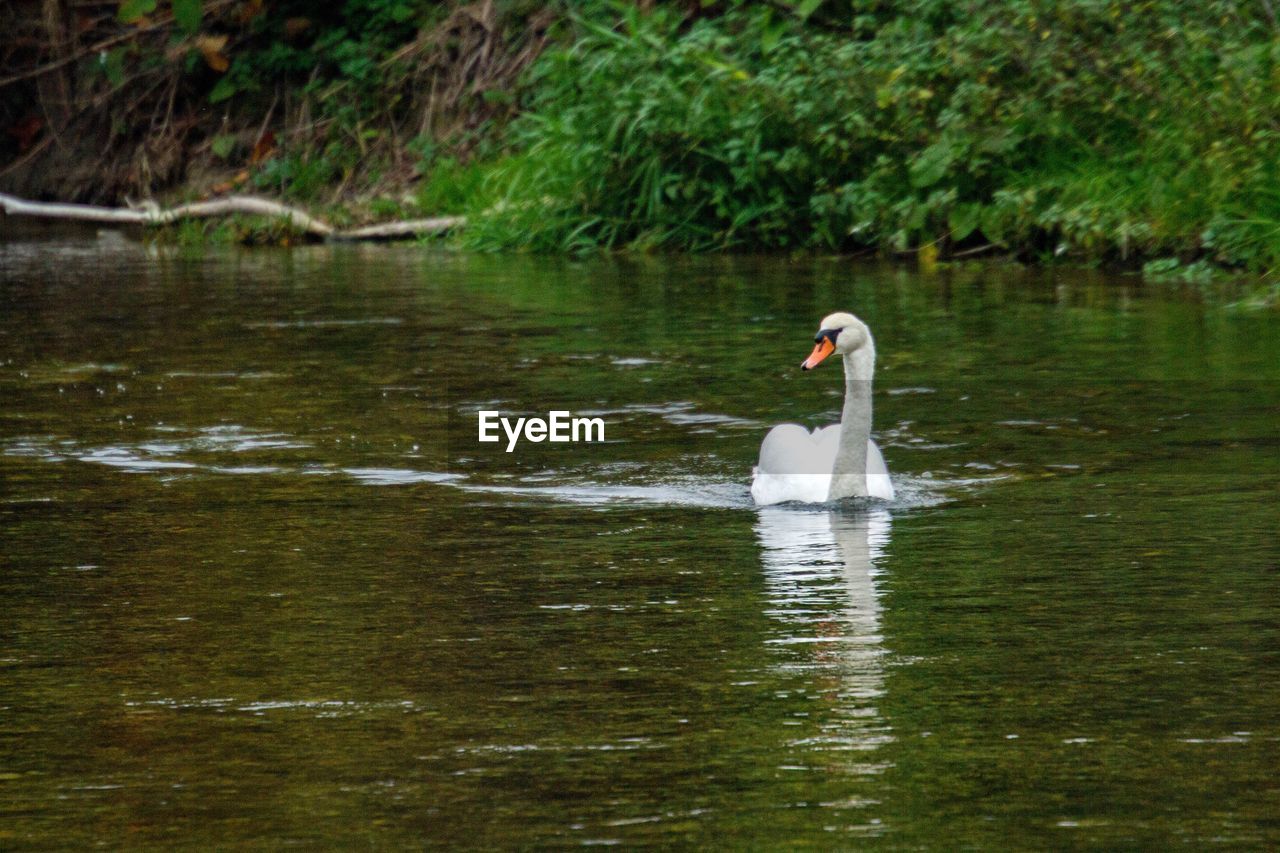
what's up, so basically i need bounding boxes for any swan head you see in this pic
[801,312,871,370]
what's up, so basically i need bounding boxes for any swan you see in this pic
[751,312,895,505]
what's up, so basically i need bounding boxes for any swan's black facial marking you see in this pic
[814,328,842,346]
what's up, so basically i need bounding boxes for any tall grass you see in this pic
[459,1,1280,272]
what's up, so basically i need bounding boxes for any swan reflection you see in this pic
[754,506,894,761]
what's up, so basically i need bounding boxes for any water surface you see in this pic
[2,230,1278,847]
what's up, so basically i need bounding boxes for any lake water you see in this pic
[2,230,1278,847]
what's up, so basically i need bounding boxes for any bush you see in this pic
[464,0,1280,270]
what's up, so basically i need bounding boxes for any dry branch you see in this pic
[0,192,463,241]
[336,218,464,240]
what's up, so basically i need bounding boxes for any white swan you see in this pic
[751,312,894,505]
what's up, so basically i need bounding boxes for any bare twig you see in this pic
[3,16,161,89]
[950,243,1003,258]
[255,89,279,149]
[0,133,55,179]
[0,0,239,90]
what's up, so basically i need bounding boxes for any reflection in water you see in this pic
[754,507,894,768]
[5,239,1279,847]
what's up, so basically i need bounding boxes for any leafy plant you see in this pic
[458,0,1280,272]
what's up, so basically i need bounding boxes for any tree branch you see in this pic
[0,192,463,241]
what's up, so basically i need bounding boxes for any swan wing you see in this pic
[866,439,895,501]
[751,426,895,505]
[751,423,838,505]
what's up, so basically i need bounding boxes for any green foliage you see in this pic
[1142,257,1219,285]
[209,134,236,160]
[116,0,157,24]
[367,196,406,218]
[253,149,348,201]
[205,0,424,107]
[149,214,302,247]
[188,0,462,201]
[465,5,860,252]
[414,153,489,215]
[99,48,126,87]
[73,0,1280,266]
[463,0,1280,270]
[173,0,203,35]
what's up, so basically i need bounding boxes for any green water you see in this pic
[2,232,1277,848]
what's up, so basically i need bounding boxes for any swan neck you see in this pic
[830,346,874,499]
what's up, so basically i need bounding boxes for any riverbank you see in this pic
[3,2,1279,280]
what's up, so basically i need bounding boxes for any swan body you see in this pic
[752,425,894,504]
[751,312,895,505]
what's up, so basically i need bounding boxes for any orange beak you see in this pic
[801,337,835,371]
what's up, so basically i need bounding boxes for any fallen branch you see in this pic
[0,192,463,241]
[335,217,464,240]
[949,242,1002,258]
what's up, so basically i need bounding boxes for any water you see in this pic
[1,228,1277,847]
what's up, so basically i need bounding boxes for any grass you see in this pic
[434,1,1280,279]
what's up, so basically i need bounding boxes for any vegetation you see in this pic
[464,1,1280,272]
[0,0,551,211]
[3,1,1280,277]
